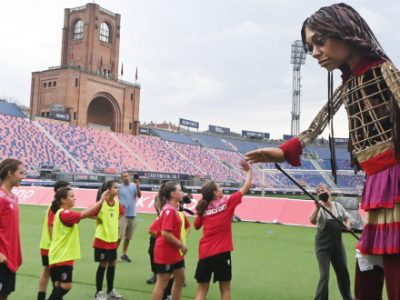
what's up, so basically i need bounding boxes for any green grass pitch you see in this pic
[15,204,363,299]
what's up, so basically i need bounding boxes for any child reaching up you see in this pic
[194,160,252,300]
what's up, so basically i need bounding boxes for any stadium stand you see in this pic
[223,138,271,153]
[151,128,198,145]
[308,145,349,160]
[190,133,232,151]
[0,113,364,189]
[319,159,352,170]
[0,115,80,172]
[38,120,146,172]
[116,133,201,174]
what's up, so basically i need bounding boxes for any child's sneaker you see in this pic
[146,274,156,284]
[120,254,132,262]
[94,291,107,300]
[107,289,123,299]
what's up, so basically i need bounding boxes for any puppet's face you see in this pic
[304,26,355,71]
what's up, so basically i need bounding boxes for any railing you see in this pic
[70,5,117,17]
[99,7,116,17]
[70,5,86,13]
[46,65,140,88]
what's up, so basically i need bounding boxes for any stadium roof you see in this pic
[0,99,25,118]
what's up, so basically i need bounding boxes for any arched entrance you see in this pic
[87,93,121,132]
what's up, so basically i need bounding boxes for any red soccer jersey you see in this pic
[194,191,242,259]
[0,188,22,273]
[60,209,82,226]
[154,203,184,265]
[149,217,161,237]
[48,208,55,226]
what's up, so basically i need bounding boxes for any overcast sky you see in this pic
[1,0,399,139]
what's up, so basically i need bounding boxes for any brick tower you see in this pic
[30,3,140,134]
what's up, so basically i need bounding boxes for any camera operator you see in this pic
[309,184,352,300]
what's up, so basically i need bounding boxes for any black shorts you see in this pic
[94,248,117,262]
[195,252,232,283]
[50,265,73,283]
[154,260,185,274]
[41,255,49,267]
[148,236,156,254]
[0,264,16,296]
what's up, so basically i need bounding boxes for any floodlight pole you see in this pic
[290,40,306,136]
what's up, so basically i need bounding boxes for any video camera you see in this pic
[180,182,194,215]
[133,173,140,183]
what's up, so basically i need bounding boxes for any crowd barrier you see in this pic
[14,186,365,227]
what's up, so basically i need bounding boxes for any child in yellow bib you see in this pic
[47,187,106,300]
[37,180,70,300]
[93,181,125,300]
[178,211,189,256]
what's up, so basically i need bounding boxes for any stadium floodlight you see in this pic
[290,40,306,67]
[290,40,306,136]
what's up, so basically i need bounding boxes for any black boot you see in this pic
[146,274,156,284]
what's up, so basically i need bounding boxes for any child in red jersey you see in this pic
[37,180,71,300]
[194,160,252,300]
[93,181,125,300]
[151,181,190,300]
[0,158,24,300]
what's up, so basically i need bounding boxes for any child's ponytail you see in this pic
[196,181,218,216]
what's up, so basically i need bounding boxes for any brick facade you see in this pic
[30,3,140,135]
